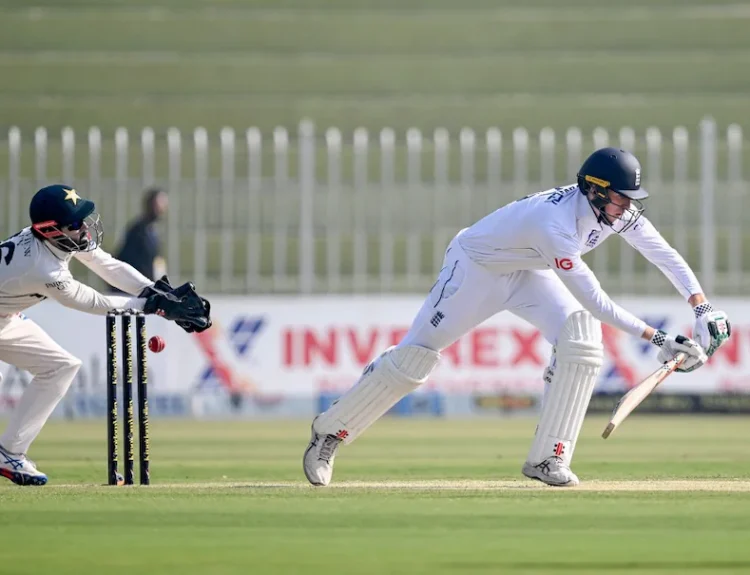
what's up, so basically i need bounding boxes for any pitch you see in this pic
[1,416,749,574]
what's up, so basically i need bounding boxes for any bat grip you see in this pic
[673,352,687,367]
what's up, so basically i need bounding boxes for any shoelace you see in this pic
[318,435,342,463]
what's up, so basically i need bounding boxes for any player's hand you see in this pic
[140,276,212,333]
[651,330,707,373]
[143,289,211,329]
[692,302,731,357]
[168,282,212,333]
[138,275,173,299]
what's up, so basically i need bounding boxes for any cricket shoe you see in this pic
[522,456,579,487]
[303,418,344,487]
[0,445,48,486]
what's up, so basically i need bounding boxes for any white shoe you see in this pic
[303,418,344,486]
[522,456,579,487]
[0,445,48,486]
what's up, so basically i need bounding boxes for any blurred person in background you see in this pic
[115,187,168,282]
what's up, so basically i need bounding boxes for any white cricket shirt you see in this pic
[0,228,153,316]
[458,186,703,336]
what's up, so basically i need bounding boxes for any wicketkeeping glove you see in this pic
[651,330,708,373]
[692,302,731,357]
[140,276,212,332]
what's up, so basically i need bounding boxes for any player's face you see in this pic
[56,213,102,251]
[587,187,643,233]
[602,190,630,219]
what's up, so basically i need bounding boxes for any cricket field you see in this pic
[1,416,749,574]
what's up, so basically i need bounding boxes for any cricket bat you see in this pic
[601,352,686,439]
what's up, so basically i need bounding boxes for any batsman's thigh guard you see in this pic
[526,311,603,466]
[313,344,440,444]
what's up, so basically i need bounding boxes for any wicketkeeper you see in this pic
[0,184,211,485]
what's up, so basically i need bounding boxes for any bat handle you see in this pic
[673,352,688,367]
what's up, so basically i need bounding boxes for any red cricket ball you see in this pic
[148,336,166,353]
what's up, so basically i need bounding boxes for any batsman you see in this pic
[0,184,212,485]
[305,148,732,487]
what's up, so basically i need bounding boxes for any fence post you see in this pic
[325,127,342,293]
[672,126,689,257]
[87,127,101,284]
[273,127,289,292]
[433,127,449,274]
[619,127,635,152]
[35,127,47,190]
[62,127,75,185]
[565,127,582,182]
[193,127,208,290]
[406,128,423,288]
[352,127,369,293]
[246,127,262,292]
[88,127,101,207]
[486,128,501,214]
[8,127,21,237]
[645,127,662,294]
[618,125,638,290]
[167,128,181,284]
[141,127,155,190]
[220,127,235,292]
[459,127,475,226]
[114,127,129,246]
[700,118,716,294]
[539,127,555,188]
[727,124,743,292]
[379,128,396,293]
[512,127,528,199]
[299,120,315,294]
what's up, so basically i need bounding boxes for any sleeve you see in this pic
[622,217,703,299]
[74,247,154,296]
[535,226,648,337]
[36,269,145,315]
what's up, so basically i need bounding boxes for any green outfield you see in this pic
[0,0,749,135]
[1,416,749,574]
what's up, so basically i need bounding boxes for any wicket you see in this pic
[106,310,150,485]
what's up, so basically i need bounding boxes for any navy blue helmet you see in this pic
[29,184,103,252]
[577,148,647,233]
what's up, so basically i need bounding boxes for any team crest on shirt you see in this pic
[585,229,601,248]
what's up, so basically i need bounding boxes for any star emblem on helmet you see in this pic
[63,188,80,205]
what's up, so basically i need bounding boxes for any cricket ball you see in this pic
[148,336,166,353]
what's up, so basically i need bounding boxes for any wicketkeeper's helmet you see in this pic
[29,184,103,252]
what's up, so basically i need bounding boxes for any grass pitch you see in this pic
[1,416,749,574]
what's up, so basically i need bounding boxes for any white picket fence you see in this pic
[1,118,746,295]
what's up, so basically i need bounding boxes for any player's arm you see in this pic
[36,269,209,329]
[36,270,145,315]
[536,227,707,372]
[623,218,731,356]
[74,247,153,296]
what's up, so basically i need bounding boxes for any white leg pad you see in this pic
[313,344,440,444]
[527,311,603,466]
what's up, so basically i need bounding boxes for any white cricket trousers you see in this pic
[0,314,81,454]
[399,231,585,353]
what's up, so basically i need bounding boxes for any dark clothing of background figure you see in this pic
[115,219,161,281]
